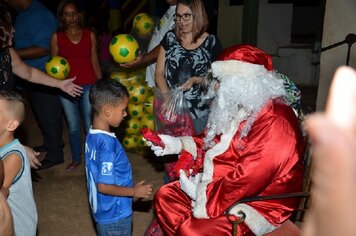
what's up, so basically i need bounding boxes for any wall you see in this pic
[317,0,356,110]
[217,0,243,48]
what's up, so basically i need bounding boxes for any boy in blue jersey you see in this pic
[85,78,153,236]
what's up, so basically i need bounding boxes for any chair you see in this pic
[225,134,313,236]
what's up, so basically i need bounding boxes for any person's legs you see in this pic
[60,95,82,164]
[96,215,132,236]
[80,85,92,133]
[30,91,64,166]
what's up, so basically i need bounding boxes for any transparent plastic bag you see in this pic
[154,87,196,137]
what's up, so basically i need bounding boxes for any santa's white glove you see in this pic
[147,134,182,156]
[179,169,201,200]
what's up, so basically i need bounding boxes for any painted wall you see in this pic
[217,0,243,48]
[317,0,356,110]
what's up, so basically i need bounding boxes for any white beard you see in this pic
[203,67,286,148]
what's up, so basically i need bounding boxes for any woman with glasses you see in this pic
[50,0,102,172]
[155,0,222,135]
[154,0,222,184]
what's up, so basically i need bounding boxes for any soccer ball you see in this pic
[109,34,139,64]
[128,73,145,84]
[122,134,139,149]
[127,84,149,104]
[127,102,145,118]
[143,95,154,114]
[45,56,70,80]
[132,13,155,37]
[110,71,131,87]
[140,114,155,130]
[125,117,142,134]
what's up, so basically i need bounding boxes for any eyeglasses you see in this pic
[174,13,193,22]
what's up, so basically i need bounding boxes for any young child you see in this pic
[0,90,37,236]
[85,78,153,236]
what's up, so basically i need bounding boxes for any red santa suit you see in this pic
[152,45,305,236]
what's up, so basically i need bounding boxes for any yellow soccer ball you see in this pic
[127,102,145,118]
[127,84,149,104]
[143,95,154,114]
[45,56,70,80]
[140,114,155,130]
[110,71,131,87]
[128,73,145,84]
[109,34,139,64]
[125,117,142,134]
[132,13,155,37]
[122,134,139,149]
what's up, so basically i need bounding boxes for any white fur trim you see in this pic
[180,136,197,159]
[211,60,268,80]
[229,203,277,235]
[193,125,239,218]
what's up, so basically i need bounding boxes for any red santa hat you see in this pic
[217,44,273,70]
[211,44,276,80]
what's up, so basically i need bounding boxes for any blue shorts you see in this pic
[96,215,132,236]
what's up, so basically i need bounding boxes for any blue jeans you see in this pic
[96,215,132,236]
[60,84,92,162]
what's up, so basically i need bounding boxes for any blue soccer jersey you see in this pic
[85,128,133,224]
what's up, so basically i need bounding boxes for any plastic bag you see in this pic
[154,87,196,137]
[153,88,196,182]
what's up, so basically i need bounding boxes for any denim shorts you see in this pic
[96,215,132,236]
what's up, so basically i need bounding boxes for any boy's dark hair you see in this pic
[0,90,25,123]
[89,78,129,115]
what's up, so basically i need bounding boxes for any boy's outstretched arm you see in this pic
[98,181,153,198]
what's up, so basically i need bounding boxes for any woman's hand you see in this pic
[59,77,83,97]
[23,145,41,169]
[120,54,144,68]
[180,76,203,91]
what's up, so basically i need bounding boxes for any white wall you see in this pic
[217,0,243,48]
[317,0,356,110]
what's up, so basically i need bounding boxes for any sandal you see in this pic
[65,161,80,173]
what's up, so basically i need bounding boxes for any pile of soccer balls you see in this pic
[110,68,154,153]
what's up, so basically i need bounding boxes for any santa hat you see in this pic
[211,44,274,80]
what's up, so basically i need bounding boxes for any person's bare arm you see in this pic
[10,48,82,96]
[155,46,170,94]
[90,31,102,79]
[97,180,153,198]
[2,153,22,190]
[50,32,59,56]
[0,191,13,236]
[120,44,161,68]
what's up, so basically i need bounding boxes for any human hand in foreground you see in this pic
[133,180,153,198]
[24,145,41,169]
[179,169,201,200]
[59,77,83,97]
[147,134,182,156]
[303,66,356,236]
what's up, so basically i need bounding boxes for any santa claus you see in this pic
[148,45,305,235]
